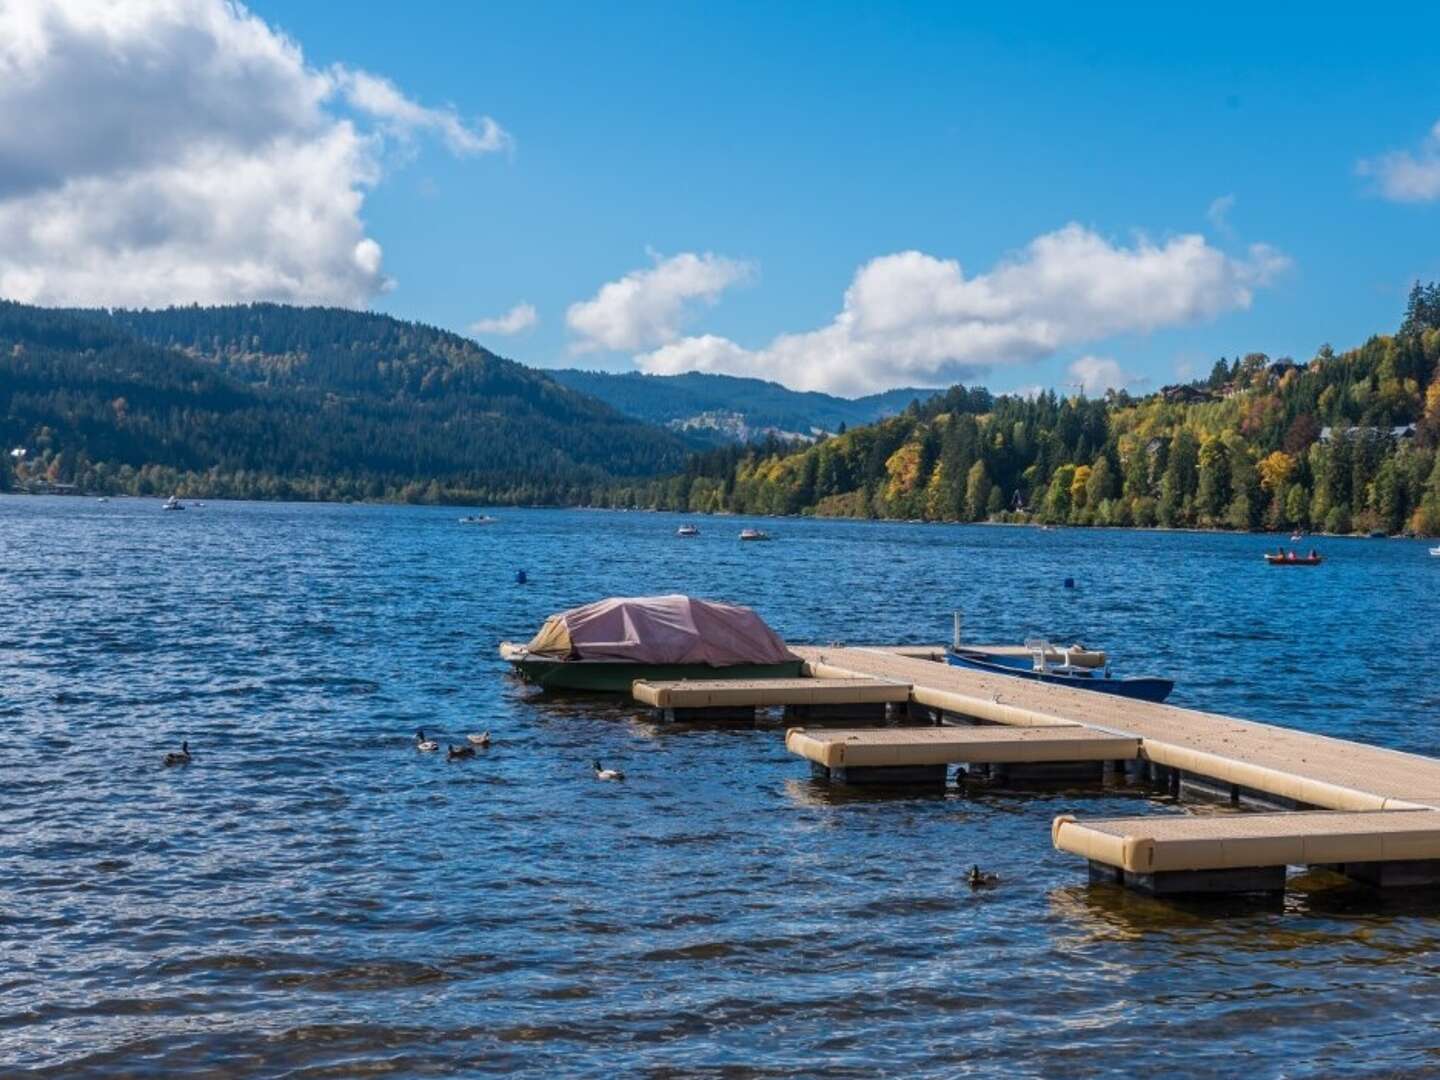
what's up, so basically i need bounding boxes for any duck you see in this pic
[967,864,1000,888]
[592,760,625,781]
[163,741,192,767]
[447,744,476,760]
[414,729,438,752]
[466,731,491,748]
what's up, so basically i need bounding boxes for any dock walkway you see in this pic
[794,646,1440,811]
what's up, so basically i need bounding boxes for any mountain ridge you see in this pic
[546,368,941,444]
[0,301,688,502]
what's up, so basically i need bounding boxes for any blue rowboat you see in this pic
[945,642,1174,703]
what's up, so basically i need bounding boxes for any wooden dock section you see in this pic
[632,676,909,723]
[795,646,1440,810]
[1054,810,1440,894]
[791,645,1440,894]
[787,725,1139,785]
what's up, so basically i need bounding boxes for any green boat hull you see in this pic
[510,657,805,693]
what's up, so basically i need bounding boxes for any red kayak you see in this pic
[1264,552,1322,565]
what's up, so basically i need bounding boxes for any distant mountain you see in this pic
[0,302,687,502]
[547,369,941,444]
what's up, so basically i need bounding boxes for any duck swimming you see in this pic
[447,744,476,760]
[967,865,999,888]
[163,741,192,767]
[466,731,491,748]
[414,729,438,752]
[592,760,625,781]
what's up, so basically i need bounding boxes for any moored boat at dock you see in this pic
[945,639,1174,702]
[500,594,803,691]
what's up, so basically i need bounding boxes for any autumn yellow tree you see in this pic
[1257,450,1296,493]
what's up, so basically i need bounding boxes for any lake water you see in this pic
[3,496,1440,1078]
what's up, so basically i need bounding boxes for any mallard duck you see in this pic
[447,744,476,760]
[593,760,625,781]
[163,741,192,767]
[414,729,438,752]
[466,731,491,747]
[967,864,999,888]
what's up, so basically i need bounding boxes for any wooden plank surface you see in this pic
[1053,810,1440,873]
[632,676,909,709]
[786,724,1138,769]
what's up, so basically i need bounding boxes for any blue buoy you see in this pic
[515,570,528,585]
[1063,577,1075,589]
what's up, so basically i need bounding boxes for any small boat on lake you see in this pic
[676,524,700,537]
[458,514,499,525]
[946,638,1174,703]
[500,594,803,691]
[162,495,184,511]
[1430,546,1440,557]
[1265,549,1322,566]
[739,528,772,541]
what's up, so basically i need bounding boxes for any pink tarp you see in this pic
[524,595,796,665]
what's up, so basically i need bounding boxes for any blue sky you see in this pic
[7,2,1440,397]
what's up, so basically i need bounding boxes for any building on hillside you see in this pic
[1159,384,1218,404]
[1317,424,1417,444]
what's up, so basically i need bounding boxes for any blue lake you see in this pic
[3,495,1439,1077]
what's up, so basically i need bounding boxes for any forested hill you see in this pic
[547,368,938,443]
[0,301,687,502]
[612,286,1440,536]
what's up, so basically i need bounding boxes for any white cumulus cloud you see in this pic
[566,251,753,353]
[1067,355,1140,395]
[1357,120,1440,203]
[0,0,509,308]
[636,224,1288,396]
[331,67,512,157]
[469,302,538,336]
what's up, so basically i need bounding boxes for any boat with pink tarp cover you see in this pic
[499,594,803,691]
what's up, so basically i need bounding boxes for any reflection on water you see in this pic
[3,496,1440,1077]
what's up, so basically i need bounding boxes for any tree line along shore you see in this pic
[4,288,1440,536]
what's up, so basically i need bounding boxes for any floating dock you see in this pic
[1054,809,1440,894]
[786,645,1440,894]
[632,676,909,722]
[786,725,1139,785]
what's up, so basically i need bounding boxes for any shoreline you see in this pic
[2,489,1432,540]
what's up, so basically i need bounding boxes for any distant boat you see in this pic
[1430,546,1440,557]
[739,528,772,542]
[458,514,499,525]
[676,524,700,537]
[162,495,184,511]
[97,496,108,503]
[1265,549,1322,566]
[1289,531,1303,543]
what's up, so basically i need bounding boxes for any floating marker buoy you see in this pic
[515,569,528,584]
[1063,577,1075,589]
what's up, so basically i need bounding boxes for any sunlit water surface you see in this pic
[3,497,1440,1078]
